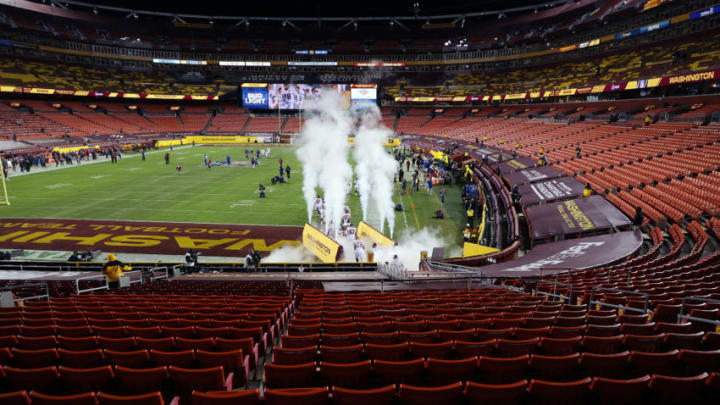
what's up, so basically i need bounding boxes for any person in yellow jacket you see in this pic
[583,184,592,197]
[103,253,128,289]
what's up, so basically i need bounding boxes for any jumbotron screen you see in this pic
[242,83,377,110]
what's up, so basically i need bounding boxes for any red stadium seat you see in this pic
[332,385,396,405]
[113,366,168,395]
[398,382,463,405]
[579,351,630,378]
[0,391,31,405]
[589,375,651,404]
[59,365,114,394]
[528,378,591,405]
[649,373,709,404]
[58,349,105,368]
[409,341,453,359]
[426,357,477,386]
[97,337,136,352]
[168,366,233,403]
[364,343,408,361]
[11,348,58,368]
[96,392,165,405]
[529,353,580,381]
[478,355,529,383]
[372,359,425,386]
[264,362,317,388]
[150,350,195,368]
[463,380,527,405]
[319,360,371,389]
[196,349,249,388]
[57,336,98,351]
[628,350,679,376]
[264,387,329,405]
[28,392,98,405]
[3,366,60,392]
[103,350,149,368]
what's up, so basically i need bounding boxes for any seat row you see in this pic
[0,365,234,405]
[4,374,720,405]
[1,347,252,386]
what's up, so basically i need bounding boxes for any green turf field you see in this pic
[2,145,466,246]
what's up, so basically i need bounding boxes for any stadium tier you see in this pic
[1,0,720,403]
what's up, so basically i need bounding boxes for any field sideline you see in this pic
[1,145,466,247]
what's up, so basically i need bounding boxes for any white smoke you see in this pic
[296,90,353,236]
[264,243,317,263]
[353,107,398,236]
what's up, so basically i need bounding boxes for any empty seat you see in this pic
[463,380,527,405]
[409,341,452,359]
[427,357,477,386]
[3,366,60,393]
[96,392,165,405]
[628,350,679,376]
[581,335,624,354]
[528,378,591,405]
[264,362,317,388]
[58,349,105,368]
[136,338,174,352]
[97,337,136,352]
[332,385,396,405]
[28,392,97,405]
[321,333,359,347]
[529,353,580,381]
[364,343,408,361]
[373,358,425,386]
[282,334,320,349]
[273,346,317,365]
[17,336,58,350]
[150,350,194,368]
[678,349,720,373]
[319,360,371,389]
[478,355,529,384]
[454,340,495,357]
[57,336,98,351]
[113,366,168,395]
[59,365,114,394]
[359,332,398,345]
[196,349,249,388]
[590,375,651,405]
[539,336,581,356]
[579,351,630,379]
[103,350,149,368]
[398,382,463,405]
[11,348,58,368]
[649,373,709,404]
[496,338,539,357]
[168,366,233,403]
[0,391,31,405]
[663,332,704,350]
[264,387,328,405]
[175,337,214,351]
[624,334,665,353]
[437,329,475,342]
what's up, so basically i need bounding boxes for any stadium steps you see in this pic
[418,116,436,128]
[239,116,252,134]
[278,116,289,133]
[176,113,184,126]
[202,114,215,132]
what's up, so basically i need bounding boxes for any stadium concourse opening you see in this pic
[1,0,720,403]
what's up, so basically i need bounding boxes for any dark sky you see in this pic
[85,0,553,17]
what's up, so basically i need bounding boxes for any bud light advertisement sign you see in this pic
[242,86,269,109]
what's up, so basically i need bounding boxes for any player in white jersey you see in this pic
[279,84,294,109]
[346,225,356,237]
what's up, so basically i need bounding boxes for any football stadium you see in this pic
[0,0,719,403]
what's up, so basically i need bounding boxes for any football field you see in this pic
[2,145,466,247]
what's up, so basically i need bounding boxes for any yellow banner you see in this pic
[348,137,400,147]
[463,243,500,257]
[184,135,258,144]
[53,145,99,153]
[302,224,342,263]
[356,221,396,247]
